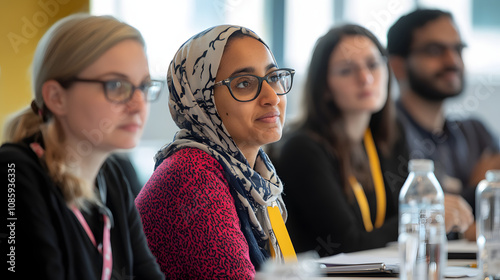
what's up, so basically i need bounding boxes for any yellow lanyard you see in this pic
[349,129,386,232]
[267,202,297,263]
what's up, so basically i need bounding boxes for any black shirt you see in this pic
[271,127,409,256]
[396,100,500,211]
[0,136,164,280]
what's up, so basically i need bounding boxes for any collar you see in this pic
[396,99,452,143]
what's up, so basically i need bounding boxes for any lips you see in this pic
[257,111,280,122]
[436,68,461,78]
[119,122,142,132]
[358,90,374,98]
[440,71,459,79]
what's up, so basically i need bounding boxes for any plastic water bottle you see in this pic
[476,170,500,280]
[398,159,446,280]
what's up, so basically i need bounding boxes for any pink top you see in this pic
[135,147,255,279]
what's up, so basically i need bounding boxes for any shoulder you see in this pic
[454,118,500,151]
[280,129,326,152]
[273,129,339,173]
[135,147,236,230]
[278,129,334,164]
[0,142,36,162]
[0,142,44,176]
[137,147,228,202]
[0,142,61,214]
[453,118,493,133]
[156,147,224,177]
[451,118,498,142]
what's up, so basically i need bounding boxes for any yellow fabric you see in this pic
[349,176,375,232]
[364,129,386,228]
[269,240,276,259]
[267,204,297,263]
[349,128,387,232]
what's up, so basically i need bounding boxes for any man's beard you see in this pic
[407,66,464,101]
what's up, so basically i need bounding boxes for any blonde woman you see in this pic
[0,14,164,279]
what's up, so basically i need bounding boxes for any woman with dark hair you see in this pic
[271,24,409,256]
[135,25,297,279]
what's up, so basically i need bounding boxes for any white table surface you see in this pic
[257,239,478,280]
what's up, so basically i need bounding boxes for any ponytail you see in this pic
[2,13,144,209]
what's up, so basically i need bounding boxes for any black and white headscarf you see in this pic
[154,25,286,268]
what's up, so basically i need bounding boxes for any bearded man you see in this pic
[387,8,500,240]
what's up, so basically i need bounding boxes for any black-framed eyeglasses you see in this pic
[410,43,467,58]
[214,68,295,102]
[330,56,387,78]
[60,77,164,103]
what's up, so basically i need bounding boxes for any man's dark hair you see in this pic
[387,9,453,57]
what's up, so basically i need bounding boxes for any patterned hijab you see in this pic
[155,25,287,269]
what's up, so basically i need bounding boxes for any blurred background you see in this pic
[1,0,500,186]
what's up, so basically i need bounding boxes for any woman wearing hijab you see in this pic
[135,25,296,279]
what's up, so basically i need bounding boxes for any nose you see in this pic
[358,66,374,85]
[442,48,463,68]
[259,80,281,106]
[126,88,148,112]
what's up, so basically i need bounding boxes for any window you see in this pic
[92,0,500,185]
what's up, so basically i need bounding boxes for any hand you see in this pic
[468,152,500,187]
[441,175,462,194]
[463,222,476,241]
[444,194,474,233]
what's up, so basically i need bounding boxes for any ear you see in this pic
[388,55,407,81]
[41,80,68,117]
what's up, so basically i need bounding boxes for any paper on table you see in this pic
[319,253,479,278]
[318,253,399,274]
[319,253,399,266]
[444,267,479,278]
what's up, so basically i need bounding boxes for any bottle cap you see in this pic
[408,159,434,172]
[485,170,500,182]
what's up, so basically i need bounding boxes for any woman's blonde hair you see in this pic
[3,13,145,208]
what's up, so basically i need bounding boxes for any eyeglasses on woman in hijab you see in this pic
[214,68,295,102]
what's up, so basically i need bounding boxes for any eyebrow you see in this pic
[229,63,278,77]
[95,72,129,79]
[95,72,151,81]
[333,55,382,65]
[415,41,467,47]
